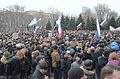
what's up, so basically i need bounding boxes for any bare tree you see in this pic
[108,11,118,20]
[94,4,110,20]
[82,7,94,25]
[1,5,26,32]
[46,7,61,26]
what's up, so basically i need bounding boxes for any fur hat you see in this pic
[32,50,40,58]
[3,51,10,59]
[20,48,28,55]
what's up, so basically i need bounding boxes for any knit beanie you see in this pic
[68,68,84,79]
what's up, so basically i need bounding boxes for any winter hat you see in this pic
[70,48,75,55]
[36,55,45,63]
[76,53,83,58]
[52,45,58,50]
[68,68,84,79]
[37,61,48,70]
[65,40,70,46]
[3,51,10,59]
[84,59,93,67]
[66,50,70,54]
[98,44,104,48]
[103,50,110,57]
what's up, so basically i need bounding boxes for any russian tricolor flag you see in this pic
[76,23,82,30]
[100,19,107,27]
[95,18,101,38]
[56,16,63,38]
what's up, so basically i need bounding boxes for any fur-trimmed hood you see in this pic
[80,66,95,75]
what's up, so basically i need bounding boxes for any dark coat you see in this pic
[80,66,95,79]
[31,70,44,79]
[61,58,71,73]
[71,60,84,69]
[98,56,108,69]
[0,53,3,59]
[20,57,30,73]
[31,59,37,72]
[5,56,21,76]
[94,48,104,68]
[6,45,13,54]
[83,52,92,61]
[0,61,5,76]
[94,48,104,79]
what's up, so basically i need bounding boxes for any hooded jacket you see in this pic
[80,66,95,79]
[0,61,5,76]
[31,70,44,79]
[71,60,84,69]
[5,56,21,76]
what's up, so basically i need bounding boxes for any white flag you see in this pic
[28,18,37,27]
[109,26,115,31]
[109,26,120,31]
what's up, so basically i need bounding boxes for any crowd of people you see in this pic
[0,30,120,79]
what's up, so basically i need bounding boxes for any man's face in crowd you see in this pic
[39,58,45,63]
[105,70,120,79]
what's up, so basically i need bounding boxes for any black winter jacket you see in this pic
[61,58,71,73]
[5,56,21,76]
[20,57,30,73]
[31,70,44,79]
[98,56,108,68]
[0,61,5,76]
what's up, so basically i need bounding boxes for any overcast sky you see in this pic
[0,0,119,16]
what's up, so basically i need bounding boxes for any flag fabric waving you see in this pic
[34,26,40,33]
[109,26,115,31]
[56,16,63,38]
[37,18,43,22]
[109,26,120,31]
[95,18,101,38]
[100,19,107,27]
[52,24,58,31]
[54,24,58,28]
[28,18,37,27]
[76,23,82,30]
